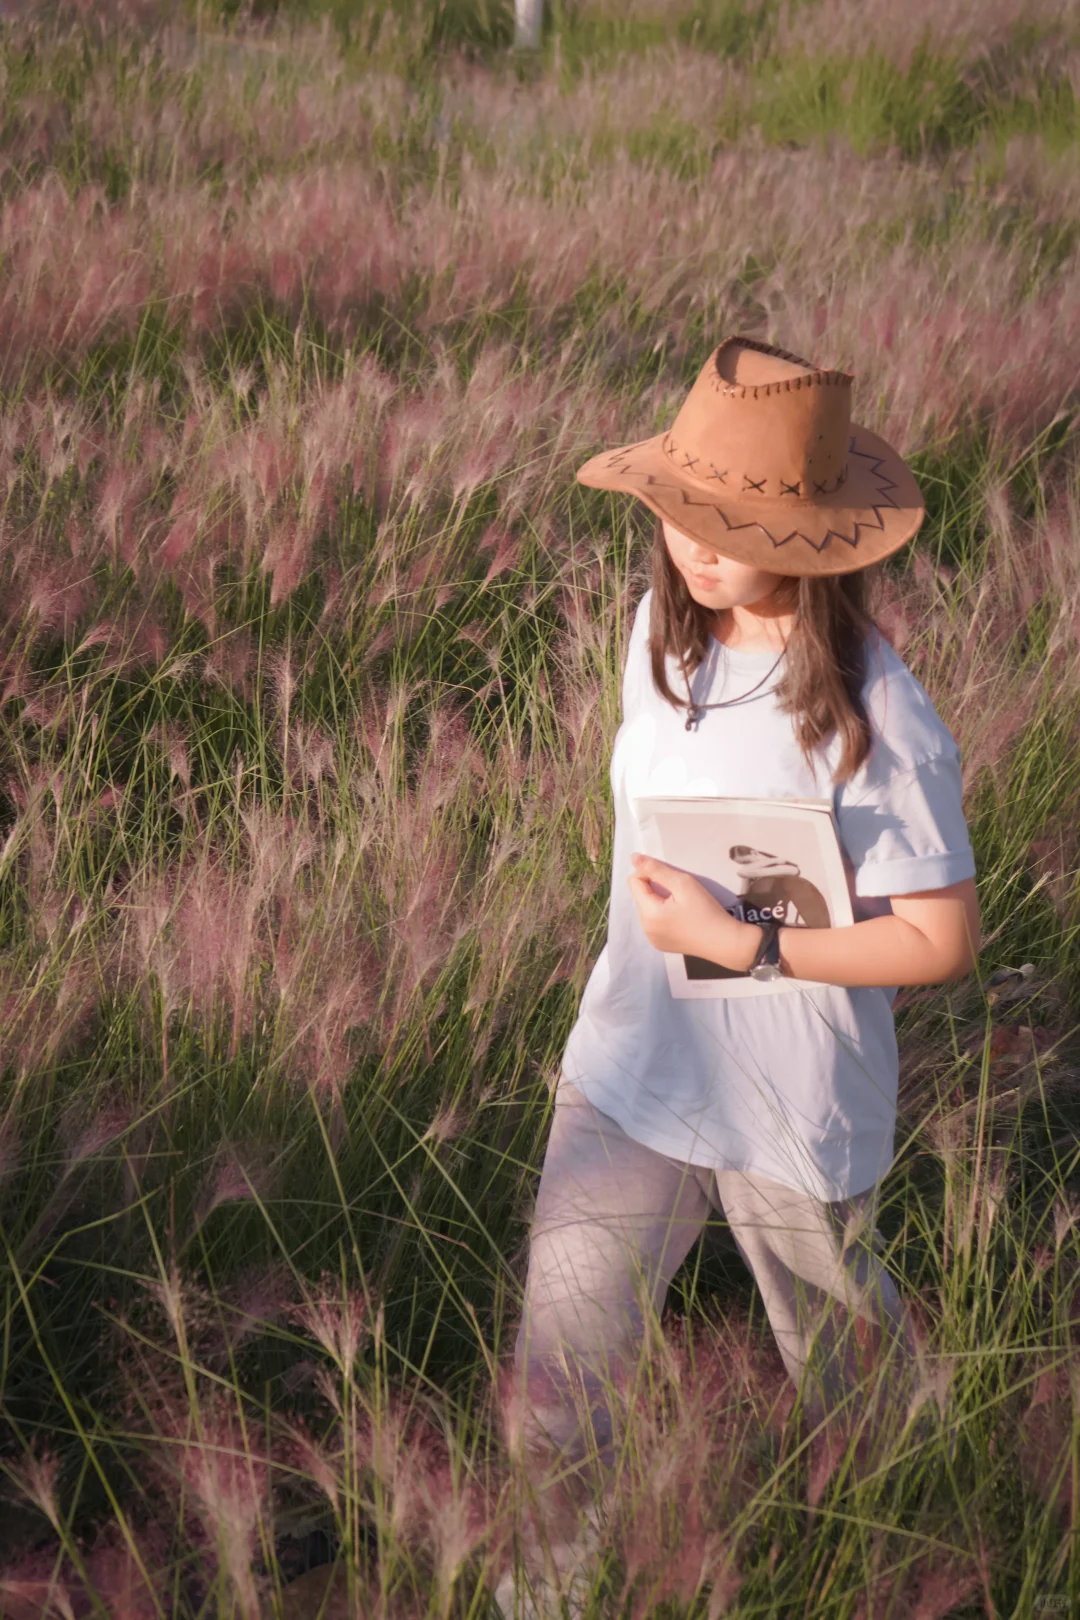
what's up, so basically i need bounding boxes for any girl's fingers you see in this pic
[633,864,675,898]
[630,852,671,878]
[627,873,670,907]
[631,854,680,894]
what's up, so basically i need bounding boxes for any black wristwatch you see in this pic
[748,921,784,982]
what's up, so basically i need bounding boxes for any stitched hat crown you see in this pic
[664,337,854,504]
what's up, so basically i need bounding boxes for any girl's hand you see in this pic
[627,853,760,970]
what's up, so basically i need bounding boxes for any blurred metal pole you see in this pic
[514,0,543,50]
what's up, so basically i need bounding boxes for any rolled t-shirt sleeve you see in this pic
[836,751,976,899]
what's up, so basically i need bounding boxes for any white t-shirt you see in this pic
[560,587,976,1202]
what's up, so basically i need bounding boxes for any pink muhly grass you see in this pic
[144,355,397,606]
[292,1275,372,1373]
[803,1415,859,1513]
[401,143,1080,459]
[286,721,337,792]
[420,1102,469,1148]
[263,646,298,734]
[174,870,254,1013]
[125,874,177,1001]
[381,903,463,1035]
[0,175,149,388]
[480,526,522,584]
[412,700,488,811]
[351,692,402,792]
[1053,1192,1080,1252]
[624,1531,742,1620]
[375,395,454,515]
[145,1262,193,1351]
[188,1145,270,1242]
[76,1520,164,1620]
[873,460,1080,834]
[461,882,572,1019]
[20,559,91,641]
[12,1095,132,1264]
[93,462,154,571]
[202,628,254,699]
[1016,1356,1079,1526]
[162,846,306,1056]
[58,1098,134,1173]
[9,394,96,493]
[158,507,201,570]
[492,1317,763,1611]
[0,960,99,1085]
[906,1341,965,1432]
[261,513,317,608]
[229,168,402,335]
[494,1358,560,1468]
[70,605,172,676]
[159,721,192,794]
[218,1264,294,1353]
[0,1549,76,1620]
[268,900,382,1102]
[905,1554,982,1619]
[0,1116,19,1192]
[3,70,1077,475]
[775,0,1072,69]
[849,1548,983,1620]
[166,1399,272,1619]
[338,1390,433,1546]
[6,1447,64,1535]
[411,1455,492,1603]
[171,554,222,639]
[612,1374,748,1619]
[286,1419,342,1513]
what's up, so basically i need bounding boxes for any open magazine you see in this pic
[632,795,855,999]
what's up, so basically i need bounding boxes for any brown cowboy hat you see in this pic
[576,335,925,576]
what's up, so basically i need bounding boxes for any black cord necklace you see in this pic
[679,635,786,732]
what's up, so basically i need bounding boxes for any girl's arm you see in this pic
[628,855,980,988]
[774,880,979,986]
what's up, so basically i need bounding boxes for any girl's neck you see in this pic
[711,599,797,656]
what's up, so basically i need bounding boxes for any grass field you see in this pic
[1,0,1080,1614]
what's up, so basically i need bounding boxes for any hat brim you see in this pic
[576,421,924,577]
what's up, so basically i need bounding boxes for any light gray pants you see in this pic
[511,1077,919,1470]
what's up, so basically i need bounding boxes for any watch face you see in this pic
[749,962,783,983]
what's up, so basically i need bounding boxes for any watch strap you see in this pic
[751,920,781,970]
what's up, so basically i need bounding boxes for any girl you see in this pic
[499,336,978,1607]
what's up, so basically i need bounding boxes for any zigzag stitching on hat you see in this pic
[672,493,870,550]
[665,436,901,551]
[767,528,858,554]
[603,446,649,474]
[846,436,900,509]
[603,439,654,470]
[675,499,894,553]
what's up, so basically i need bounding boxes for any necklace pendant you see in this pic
[685,705,700,731]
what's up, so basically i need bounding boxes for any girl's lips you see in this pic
[688,571,719,588]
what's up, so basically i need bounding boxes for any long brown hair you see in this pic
[647,515,877,782]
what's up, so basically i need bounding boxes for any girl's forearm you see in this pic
[721,913,975,989]
[778,913,974,987]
